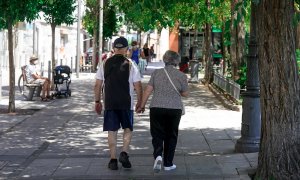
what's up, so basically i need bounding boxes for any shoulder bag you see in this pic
[163,68,185,115]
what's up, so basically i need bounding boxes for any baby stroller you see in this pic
[53,65,72,97]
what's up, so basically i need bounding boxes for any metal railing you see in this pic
[213,73,240,100]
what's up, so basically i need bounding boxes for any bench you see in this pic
[18,66,42,101]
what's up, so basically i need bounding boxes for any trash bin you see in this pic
[189,60,200,83]
[179,56,189,73]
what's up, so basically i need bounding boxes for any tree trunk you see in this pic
[8,24,15,113]
[256,1,300,179]
[230,0,238,80]
[92,26,97,72]
[204,22,213,84]
[51,23,56,90]
[221,20,226,75]
[237,0,246,66]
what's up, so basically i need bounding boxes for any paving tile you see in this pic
[53,158,93,176]
[215,154,249,164]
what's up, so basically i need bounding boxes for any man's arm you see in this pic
[94,79,103,114]
[133,81,143,112]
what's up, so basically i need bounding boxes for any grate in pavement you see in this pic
[0,161,8,170]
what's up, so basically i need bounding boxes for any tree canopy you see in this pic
[0,0,40,29]
[83,0,119,39]
[39,0,76,26]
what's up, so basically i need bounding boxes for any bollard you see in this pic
[40,62,44,76]
[71,57,73,72]
[189,60,200,83]
[75,56,77,73]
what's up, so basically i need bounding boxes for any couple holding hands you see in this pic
[94,37,188,172]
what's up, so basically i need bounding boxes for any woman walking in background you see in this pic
[137,50,188,172]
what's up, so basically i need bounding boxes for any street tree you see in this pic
[255,0,300,179]
[83,0,99,71]
[39,0,76,84]
[112,0,238,83]
[83,0,118,71]
[0,0,40,113]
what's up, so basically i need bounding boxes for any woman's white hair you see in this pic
[163,50,181,65]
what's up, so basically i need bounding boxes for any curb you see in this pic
[207,84,241,111]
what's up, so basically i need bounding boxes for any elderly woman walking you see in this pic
[137,50,188,172]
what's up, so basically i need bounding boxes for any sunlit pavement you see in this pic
[0,61,257,179]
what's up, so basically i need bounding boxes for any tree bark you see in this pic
[203,0,213,84]
[92,26,97,72]
[204,22,213,84]
[8,23,15,113]
[237,0,245,66]
[230,0,238,80]
[51,23,56,90]
[256,1,300,179]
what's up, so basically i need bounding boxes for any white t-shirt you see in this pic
[95,59,141,110]
[26,64,37,83]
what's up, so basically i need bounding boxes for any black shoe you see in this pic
[119,151,132,168]
[108,159,118,170]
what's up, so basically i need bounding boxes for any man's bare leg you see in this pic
[108,131,118,159]
[118,128,132,168]
[122,128,132,153]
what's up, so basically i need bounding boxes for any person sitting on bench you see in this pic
[26,55,51,101]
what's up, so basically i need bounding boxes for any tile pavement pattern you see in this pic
[0,63,257,180]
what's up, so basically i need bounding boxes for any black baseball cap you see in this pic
[113,37,128,48]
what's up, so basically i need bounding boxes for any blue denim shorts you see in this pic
[103,110,134,131]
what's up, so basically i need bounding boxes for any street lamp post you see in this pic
[235,2,261,153]
[98,0,103,68]
[76,0,81,78]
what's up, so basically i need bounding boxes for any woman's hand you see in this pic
[136,106,145,113]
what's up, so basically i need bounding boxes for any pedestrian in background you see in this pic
[150,44,155,61]
[26,55,52,101]
[137,50,188,172]
[128,41,140,65]
[141,43,150,63]
[94,37,143,170]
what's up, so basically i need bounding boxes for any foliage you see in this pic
[0,0,40,29]
[235,63,247,89]
[296,49,300,74]
[83,0,119,39]
[39,0,76,26]
[83,0,99,35]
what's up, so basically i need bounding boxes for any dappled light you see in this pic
[0,72,257,179]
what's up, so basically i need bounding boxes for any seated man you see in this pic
[26,55,51,101]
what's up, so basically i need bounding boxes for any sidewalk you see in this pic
[0,62,257,180]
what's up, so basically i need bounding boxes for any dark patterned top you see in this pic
[148,65,188,110]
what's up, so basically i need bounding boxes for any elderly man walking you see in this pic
[94,37,143,170]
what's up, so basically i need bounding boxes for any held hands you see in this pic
[135,103,145,113]
[136,106,145,113]
[135,101,144,113]
[95,102,102,115]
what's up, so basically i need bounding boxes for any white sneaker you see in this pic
[164,164,176,171]
[153,156,162,173]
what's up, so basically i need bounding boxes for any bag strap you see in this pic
[163,68,180,96]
